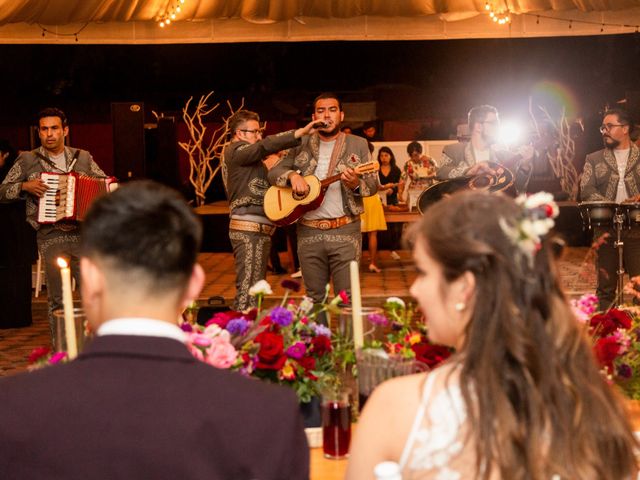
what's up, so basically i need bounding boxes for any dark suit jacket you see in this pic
[0,335,309,480]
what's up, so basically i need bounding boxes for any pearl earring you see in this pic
[454,302,466,312]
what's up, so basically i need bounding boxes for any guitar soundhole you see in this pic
[293,191,309,201]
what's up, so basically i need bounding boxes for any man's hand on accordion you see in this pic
[22,179,48,198]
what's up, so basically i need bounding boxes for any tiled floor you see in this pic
[0,247,595,377]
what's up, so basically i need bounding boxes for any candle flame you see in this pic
[57,257,68,269]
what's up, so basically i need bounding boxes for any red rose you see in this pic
[205,310,242,329]
[254,331,286,370]
[297,356,316,372]
[311,335,332,356]
[590,309,632,336]
[28,346,51,364]
[412,343,452,369]
[594,336,622,369]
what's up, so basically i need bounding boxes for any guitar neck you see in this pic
[320,172,343,188]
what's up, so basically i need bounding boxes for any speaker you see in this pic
[111,102,145,181]
[144,116,181,190]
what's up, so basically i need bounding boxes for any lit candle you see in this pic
[57,257,77,359]
[349,260,363,349]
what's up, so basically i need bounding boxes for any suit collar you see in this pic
[79,334,196,364]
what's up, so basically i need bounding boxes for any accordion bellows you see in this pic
[37,172,118,224]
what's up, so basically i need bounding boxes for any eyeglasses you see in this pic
[238,129,263,135]
[599,123,627,134]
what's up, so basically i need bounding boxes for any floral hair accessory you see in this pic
[499,191,559,266]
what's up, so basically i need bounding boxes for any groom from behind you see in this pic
[0,181,309,480]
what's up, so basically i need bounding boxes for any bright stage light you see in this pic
[498,121,523,146]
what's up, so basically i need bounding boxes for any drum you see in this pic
[578,201,618,229]
[620,203,640,227]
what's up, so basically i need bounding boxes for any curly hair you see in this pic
[414,191,638,480]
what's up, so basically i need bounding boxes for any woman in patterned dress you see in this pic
[347,191,638,480]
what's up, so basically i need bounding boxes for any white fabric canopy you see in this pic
[1,0,640,44]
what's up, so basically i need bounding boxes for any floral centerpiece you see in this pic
[572,293,640,400]
[361,296,452,368]
[182,279,348,403]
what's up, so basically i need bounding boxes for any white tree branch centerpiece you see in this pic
[179,91,243,206]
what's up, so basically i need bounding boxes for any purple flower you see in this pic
[285,342,307,359]
[270,306,293,327]
[618,363,633,379]
[281,279,301,292]
[311,323,332,338]
[227,318,250,336]
[368,313,389,327]
[180,323,193,332]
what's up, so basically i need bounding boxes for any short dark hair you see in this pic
[228,110,260,135]
[313,92,342,111]
[37,107,68,127]
[80,180,202,292]
[407,141,422,155]
[468,105,498,130]
[604,108,633,127]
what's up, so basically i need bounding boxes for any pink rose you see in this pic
[206,336,238,369]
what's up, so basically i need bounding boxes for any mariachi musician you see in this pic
[0,108,106,343]
[437,105,534,194]
[580,108,640,310]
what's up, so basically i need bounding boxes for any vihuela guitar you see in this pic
[264,160,379,226]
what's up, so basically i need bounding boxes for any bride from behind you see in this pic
[346,190,638,480]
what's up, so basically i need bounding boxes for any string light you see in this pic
[38,23,88,41]
[157,0,188,27]
[484,1,511,25]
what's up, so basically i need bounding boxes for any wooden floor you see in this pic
[0,247,595,377]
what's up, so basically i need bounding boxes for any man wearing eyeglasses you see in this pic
[580,108,640,310]
[222,110,319,311]
[438,104,533,193]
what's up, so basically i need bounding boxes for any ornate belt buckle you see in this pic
[317,219,332,230]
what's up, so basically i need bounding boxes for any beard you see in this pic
[603,135,620,149]
[318,125,340,138]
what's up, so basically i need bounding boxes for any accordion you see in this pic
[37,172,118,224]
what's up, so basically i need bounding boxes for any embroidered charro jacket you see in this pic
[221,131,301,216]
[0,147,105,231]
[580,144,640,201]
[267,133,377,217]
[437,142,533,193]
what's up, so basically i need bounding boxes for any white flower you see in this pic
[385,297,406,309]
[298,296,315,315]
[249,279,273,296]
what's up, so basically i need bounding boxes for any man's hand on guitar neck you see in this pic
[289,172,310,196]
[341,168,359,190]
[22,179,48,197]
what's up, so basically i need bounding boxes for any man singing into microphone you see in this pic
[268,93,378,314]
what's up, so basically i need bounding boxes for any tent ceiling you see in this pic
[1,0,640,43]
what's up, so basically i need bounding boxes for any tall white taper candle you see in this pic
[349,260,363,349]
[57,258,78,359]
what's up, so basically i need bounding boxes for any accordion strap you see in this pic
[34,148,80,173]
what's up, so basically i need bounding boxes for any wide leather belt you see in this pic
[299,215,357,230]
[229,219,276,235]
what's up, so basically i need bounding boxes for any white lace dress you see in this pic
[394,366,486,480]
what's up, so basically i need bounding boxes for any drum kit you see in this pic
[578,201,640,305]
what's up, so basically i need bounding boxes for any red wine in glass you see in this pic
[322,400,351,459]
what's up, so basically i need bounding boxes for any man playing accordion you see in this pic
[0,107,107,343]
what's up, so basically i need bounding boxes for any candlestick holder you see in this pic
[52,308,88,354]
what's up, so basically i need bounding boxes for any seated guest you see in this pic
[399,141,436,205]
[0,181,309,480]
[347,191,638,480]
